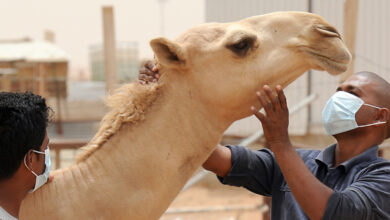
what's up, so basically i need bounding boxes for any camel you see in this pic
[19,11,350,220]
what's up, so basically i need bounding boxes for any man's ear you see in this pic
[150,37,187,69]
[378,108,390,122]
[25,150,34,168]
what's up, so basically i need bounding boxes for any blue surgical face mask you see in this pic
[24,146,51,192]
[322,91,386,135]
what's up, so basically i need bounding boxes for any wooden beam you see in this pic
[18,71,26,92]
[52,63,64,136]
[55,149,61,169]
[340,0,359,82]
[50,139,89,169]
[38,63,47,97]
[2,74,12,91]
[33,63,39,94]
[102,6,118,93]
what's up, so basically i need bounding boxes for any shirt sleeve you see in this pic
[217,145,276,196]
[322,163,390,220]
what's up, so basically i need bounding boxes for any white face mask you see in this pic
[322,91,386,135]
[24,147,51,192]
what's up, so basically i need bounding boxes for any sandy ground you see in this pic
[160,173,266,220]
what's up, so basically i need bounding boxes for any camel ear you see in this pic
[150,37,187,68]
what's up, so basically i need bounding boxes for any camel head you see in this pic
[150,11,351,124]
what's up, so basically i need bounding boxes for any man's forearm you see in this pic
[202,144,232,177]
[273,143,333,220]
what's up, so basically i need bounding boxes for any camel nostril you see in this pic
[315,25,341,38]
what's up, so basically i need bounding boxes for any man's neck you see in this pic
[334,130,381,166]
[0,173,30,218]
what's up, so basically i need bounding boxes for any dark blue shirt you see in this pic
[218,144,390,220]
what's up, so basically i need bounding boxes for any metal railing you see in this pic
[50,139,89,169]
[165,203,268,215]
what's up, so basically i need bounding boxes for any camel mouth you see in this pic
[303,50,350,75]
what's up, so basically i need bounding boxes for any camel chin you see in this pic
[303,49,351,75]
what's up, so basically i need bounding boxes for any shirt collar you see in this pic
[315,144,336,169]
[315,144,379,172]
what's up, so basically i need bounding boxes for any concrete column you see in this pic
[340,0,359,82]
[102,6,118,93]
[38,63,47,97]
[1,74,12,91]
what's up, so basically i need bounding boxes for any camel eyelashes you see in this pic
[226,37,256,57]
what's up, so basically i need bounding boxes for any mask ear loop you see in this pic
[359,104,388,127]
[32,150,45,155]
[363,103,382,110]
[24,154,39,177]
[358,121,387,128]
[24,149,45,177]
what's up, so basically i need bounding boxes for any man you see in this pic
[139,64,390,219]
[0,92,52,219]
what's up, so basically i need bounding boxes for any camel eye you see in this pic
[233,41,248,50]
[227,37,256,57]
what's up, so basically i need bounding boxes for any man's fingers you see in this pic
[276,85,288,110]
[256,91,267,108]
[263,85,280,111]
[256,90,273,115]
[251,106,266,122]
[139,75,157,84]
[138,75,149,84]
[140,67,155,77]
[48,174,54,183]
[145,60,155,71]
[147,75,155,82]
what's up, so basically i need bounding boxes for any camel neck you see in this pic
[81,79,228,219]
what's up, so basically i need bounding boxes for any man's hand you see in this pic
[251,85,332,220]
[48,174,54,183]
[251,85,291,148]
[139,60,160,84]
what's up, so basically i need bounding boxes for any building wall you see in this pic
[206,0,307,22]
[0,61,68,98]
[206,0,390,137]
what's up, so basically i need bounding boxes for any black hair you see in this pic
[0,92,50,180]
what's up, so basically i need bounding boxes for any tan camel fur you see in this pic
[19,12,350,220]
